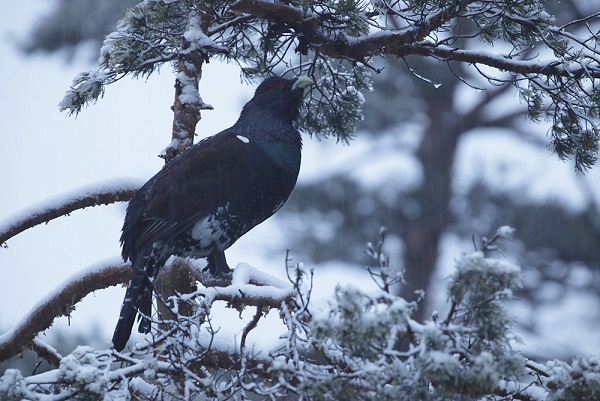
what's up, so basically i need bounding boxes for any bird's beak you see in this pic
[292,76,314,90]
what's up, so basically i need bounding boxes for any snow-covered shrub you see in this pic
[2,228,600,400]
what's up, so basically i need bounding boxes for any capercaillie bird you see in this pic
[112,76,313,351]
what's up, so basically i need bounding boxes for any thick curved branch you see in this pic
[231,0,600,79]
[0,261,132,363]
[420,45,596,78]
[0,180,140,246]
[344,36,597,79]
[0,256,294,363]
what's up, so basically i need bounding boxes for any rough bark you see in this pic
[161,14,213,162]
[155,258,199,332]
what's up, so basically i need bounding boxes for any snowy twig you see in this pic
[186,349,276,378]
[443,300,459,326]
[525,361,550,378]
[182,260,297,310]
[240,307,262,353]
[364,226,403,293]
[0,180,139,247]
[29,339,63,368]
[0,261,131,363]
[479,226,516,254]
[493,386,543,401]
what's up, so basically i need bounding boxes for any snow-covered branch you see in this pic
[0,257,295,366]
[162,12,215,161]
[231,0,600,79]
[0,260,131,363]
[0,180,140,247]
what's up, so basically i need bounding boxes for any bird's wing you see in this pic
[122,130,253,258]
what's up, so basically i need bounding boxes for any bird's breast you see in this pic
[251,139,301,180]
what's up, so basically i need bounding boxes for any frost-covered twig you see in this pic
[240,307,262,352]
[0,180,140,246]
[480,225,517,254]
[364,226,404,293]
[196,262,296,309]
[29,339,63,368]
[0,260,131,363]
[526,361,550,378]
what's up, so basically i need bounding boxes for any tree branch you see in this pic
[0,181,139,246]
[0,257,294,364]
[335,38,598,79]
[240,306,262,352]
[29,339,63,368]
[155,257,198,332]
[231,0,600,79]
[0,261,132,363]
[178,259,296,310]
[162,13,213,162]
[112,347,279,387]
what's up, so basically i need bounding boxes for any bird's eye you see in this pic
[268,80,287,92]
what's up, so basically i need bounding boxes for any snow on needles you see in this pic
[496,225,516,239]
[456,251,521,278]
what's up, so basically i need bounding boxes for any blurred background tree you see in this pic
[21,0,138,57]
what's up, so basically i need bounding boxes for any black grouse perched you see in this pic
[112,76,313,351]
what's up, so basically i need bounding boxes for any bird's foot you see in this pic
[198,267,232,287]
[202,264,233,276]
[204,248,232,277]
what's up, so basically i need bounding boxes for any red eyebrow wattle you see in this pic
[268,80,286,91]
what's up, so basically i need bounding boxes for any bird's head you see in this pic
[243,76,313,122]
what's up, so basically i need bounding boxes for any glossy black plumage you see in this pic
[112,76,311,351]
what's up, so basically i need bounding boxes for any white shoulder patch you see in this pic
[236,135,250,144]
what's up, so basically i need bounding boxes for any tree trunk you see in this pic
[400,81,460,321]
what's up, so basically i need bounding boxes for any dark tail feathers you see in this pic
[112,255,155,351]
